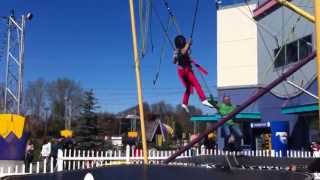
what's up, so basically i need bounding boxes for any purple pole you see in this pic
[164,51,316,164]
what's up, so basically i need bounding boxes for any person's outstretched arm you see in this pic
[181,40,192,55]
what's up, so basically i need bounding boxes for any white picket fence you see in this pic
[0,145,320,178]
[0,158,55,178]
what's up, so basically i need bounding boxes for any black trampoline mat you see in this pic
[3,165,311,180]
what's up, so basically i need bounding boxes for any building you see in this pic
[253,0,317,150]
[192,0,319,151]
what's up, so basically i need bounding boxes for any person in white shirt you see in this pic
[41,139,51,159]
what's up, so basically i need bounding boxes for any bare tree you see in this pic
[47,78,83,122]
[24,79,46,120]
[150,101,174,115]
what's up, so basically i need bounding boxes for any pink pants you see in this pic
[178,67,206,105]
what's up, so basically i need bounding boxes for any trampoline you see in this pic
[2,165,312,180]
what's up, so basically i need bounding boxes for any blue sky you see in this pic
[0,0,241,113]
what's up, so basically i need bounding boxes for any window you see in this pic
[299,35,313,60]
[286,40,298,64]
[274,47,285,68]
[273,34,312,69]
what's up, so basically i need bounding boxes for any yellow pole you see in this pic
[314,0,320,129]
[129,0,148,164]
[277,0,315,23]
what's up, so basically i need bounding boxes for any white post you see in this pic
[156,150,160,163]
[15,165,18,174]
[50,157,54,173]
[126,145,130,164]
[36,161,40,173]
[57,149,64,172]
[118,150,122,158]
[43,159,47,173]
[64,149,67,157]
[201,145,205,155]
[308,151,311,158]
[29,163,32,174]
[304,151,308,158]
[73,150,76,170]
[148,149,152,160]
[22,164,25,174]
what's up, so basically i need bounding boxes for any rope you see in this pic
[190,0,200,39]
[149,0,154,52]
[138,0,152,58]
[138,0,146,57]
[189,0,214,98]
[153,17,172,86]
[152,3,175,49]
[144,0,152,54]
[196,66,213,98]
[161,0,182,34]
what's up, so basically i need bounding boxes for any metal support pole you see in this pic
[129,0,148,164]
[17,15,26,114]
[286,80,319,100]
[314,0,320,129]
[4,19,11,113]
[277,0,315,23]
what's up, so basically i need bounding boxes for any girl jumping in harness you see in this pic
[173,35,213,113]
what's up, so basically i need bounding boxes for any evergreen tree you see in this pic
[75,89,103,150]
